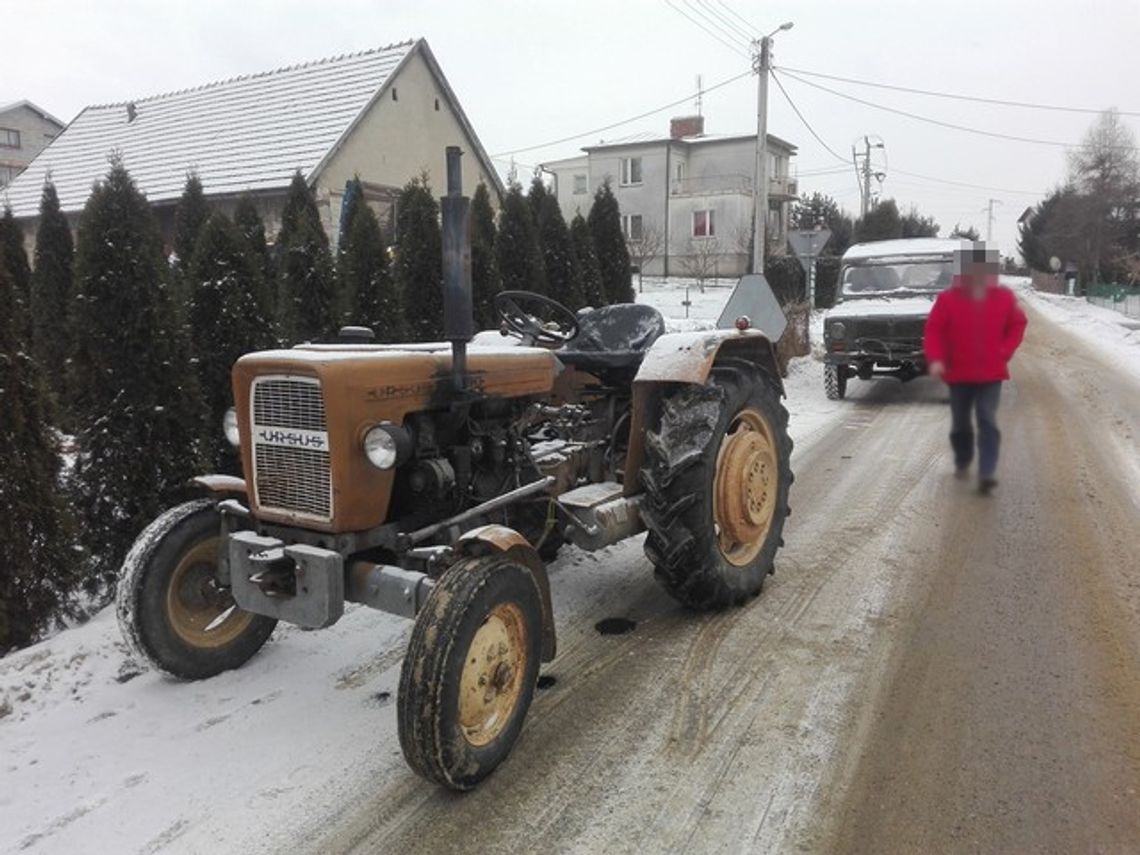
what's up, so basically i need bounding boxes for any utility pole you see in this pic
[983,198,1002,243]
[852,136,886,218]
[751,21,793,276]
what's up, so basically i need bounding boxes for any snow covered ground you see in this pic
[0,278,847,855]
[1015,277,1140,383]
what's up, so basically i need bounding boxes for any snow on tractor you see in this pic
[116,148,793,790]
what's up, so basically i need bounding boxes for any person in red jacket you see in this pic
[923,246,1028,494]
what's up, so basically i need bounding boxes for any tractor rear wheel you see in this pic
[641,361,792,609]
[116,500,277,680]
[398,555,543,790]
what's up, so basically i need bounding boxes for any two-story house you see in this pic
[0,101,65,188]
[543,116,797,278]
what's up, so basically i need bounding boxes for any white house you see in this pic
[542,116,797,278]
[0,100,65,188]
[3,39,502,253]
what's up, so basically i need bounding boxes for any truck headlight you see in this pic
[223,407,240,447]
[829,321,846,340]
[363,424,411,470]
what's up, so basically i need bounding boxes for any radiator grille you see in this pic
[250,376,332,521]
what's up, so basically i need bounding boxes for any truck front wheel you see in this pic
[824,363,848,400]
[116,500,277,680]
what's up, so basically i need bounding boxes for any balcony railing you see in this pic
[670,173,797,198]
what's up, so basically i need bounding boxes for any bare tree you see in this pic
[626,220,664,292]
[680,236,722,292]
[1066,109,1140,282]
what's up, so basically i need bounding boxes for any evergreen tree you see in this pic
[527,174,549,223]
[0,263,79,653]
[172,174,210,307]
[570,212,606,307]
[70,160,204,593]
[338,176,364,252]
[30,180,74,399]
[900,206,940,238]
[0,206,32,338]
[496,183,546,296]
[536,193,584,310]
[853,198,903,243]
[276,172,336,342]
[188,213,276,472]
[587,180,634,304]
[790,191,854,256]
[394,174,443,342]
[471,182,501,329]
[233,195,275,317]
[341,202,403,342]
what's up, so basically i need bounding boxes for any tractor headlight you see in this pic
[223,407,240,447]
[829,321,847,340]
[363,424,411,470]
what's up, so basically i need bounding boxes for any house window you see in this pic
[572,174,588,195]
[621,214,643,241]
[619,157,642,186]
[0,128,20,149]
[693,209,715,238]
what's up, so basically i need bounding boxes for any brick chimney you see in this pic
[670,115,704,140]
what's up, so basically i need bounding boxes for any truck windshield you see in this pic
[841,260,952,295]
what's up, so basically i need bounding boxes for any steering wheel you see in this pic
[494,290,579,346]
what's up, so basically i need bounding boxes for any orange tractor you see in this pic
[117,148,792,789]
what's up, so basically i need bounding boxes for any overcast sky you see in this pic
[5,0,1139,255]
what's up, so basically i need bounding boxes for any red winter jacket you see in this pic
[923,277,1028,383]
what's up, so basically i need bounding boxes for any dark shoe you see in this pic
[954,467,970,481]
[978,477,998,496]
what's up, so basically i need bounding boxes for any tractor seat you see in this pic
[557,303,666,373]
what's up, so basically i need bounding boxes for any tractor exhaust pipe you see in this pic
[441,146,474,392]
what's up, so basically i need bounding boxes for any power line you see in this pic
[682,0,752,48]
[769,70,849,164]
[778,69,1136,151]
[491,69,752,157]
[693,0,755,44]
[776,65,1140,118]
[888,169,1042,196]
[714,0,761,37]
[665,0,750,57]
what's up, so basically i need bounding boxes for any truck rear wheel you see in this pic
[398,555,543,790]
[824,364,847,400]
[116,500,277,680]
[641,362,792,609]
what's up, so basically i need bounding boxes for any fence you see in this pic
[1087,283,1140,319]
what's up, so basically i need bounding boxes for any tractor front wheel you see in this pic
[398,555,543,790]
[116,500,277,680]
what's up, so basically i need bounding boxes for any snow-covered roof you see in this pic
[3,39,500,218]
[0,99,66,128]
[842,238,967,262]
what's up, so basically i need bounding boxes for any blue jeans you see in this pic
[948,382,1002,477]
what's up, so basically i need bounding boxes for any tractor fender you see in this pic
[622,329,784,497]
[191,474,248,497]
[456,525,557,661]
[633,328,783,393]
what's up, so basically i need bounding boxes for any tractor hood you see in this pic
[230,343,559,532]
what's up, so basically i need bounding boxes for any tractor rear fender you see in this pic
[623,329,784,497]
[456,525,557,662]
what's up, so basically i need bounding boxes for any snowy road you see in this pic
[3,287,1140,853]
